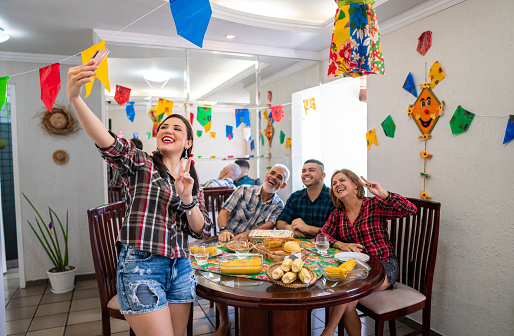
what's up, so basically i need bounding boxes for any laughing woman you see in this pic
[320,169,416,336]
[67,61,212,336]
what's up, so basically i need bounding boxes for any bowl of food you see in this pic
[316,258,370,283]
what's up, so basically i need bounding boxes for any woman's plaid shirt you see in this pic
[320,193,416,262]
[99,136,212,259]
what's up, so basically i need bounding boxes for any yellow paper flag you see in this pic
[366,129,378,150]
[428,61,445,89]
[80,41,111,98]
[210,132,216,139]
[204,121,212,133]
[156,98,174,117]
[285,137,292,150]
[303,98,317,114]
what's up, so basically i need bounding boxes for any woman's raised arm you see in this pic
[66,60,114,148]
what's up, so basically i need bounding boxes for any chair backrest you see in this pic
[388,198,440,296]
[202,188,234,232]
[87,201,126,306]
[108,186,123,203]
[253,178,260,186]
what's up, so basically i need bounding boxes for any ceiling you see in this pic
[0,0,431,104]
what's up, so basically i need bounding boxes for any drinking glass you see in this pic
[235,240,250,254]
[316,233,329,256]
[194,244,209,265]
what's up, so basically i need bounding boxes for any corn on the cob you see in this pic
[271,267,285,280]
[326,266,340,272]
[281,271,297,284]
[291,258,304,272]
[339,259,356,272]
[281,258,293,272]
[326,271,347,278]
[297,268,312,284]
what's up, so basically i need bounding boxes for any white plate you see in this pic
[334,252,369,262]
[209,249,223,258]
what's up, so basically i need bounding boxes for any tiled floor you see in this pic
[4,268,414,336]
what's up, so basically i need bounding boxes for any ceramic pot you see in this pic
[47,266,76,294]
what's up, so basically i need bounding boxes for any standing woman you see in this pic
[320,169,416,336]
[67,61,212,336]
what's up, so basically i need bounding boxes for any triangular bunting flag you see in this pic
[81,41,111,98]
[39,63,61,112]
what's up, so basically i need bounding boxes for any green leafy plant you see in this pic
[22,193,70,272]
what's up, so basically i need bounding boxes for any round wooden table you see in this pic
[193,237,385,336]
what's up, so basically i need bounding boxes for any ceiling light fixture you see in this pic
[143,71,172,82]
[0,28,10,43]
[225,34,236,39]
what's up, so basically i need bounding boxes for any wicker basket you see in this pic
[252,243,306,262]
[265,263,317,288]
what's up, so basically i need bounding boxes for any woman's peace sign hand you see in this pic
[359,176,389,199]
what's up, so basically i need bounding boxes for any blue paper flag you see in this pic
[169,0,212,48]
[250,140,255,151]
[133,132,139,139]
[125,102,135,122]
[403,72,417,97]
[226,125,233,140]
[503,115,514,144]
[235,109,251,127]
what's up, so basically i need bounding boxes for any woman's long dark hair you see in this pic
[153,114,200,196]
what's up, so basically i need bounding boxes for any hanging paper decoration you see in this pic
[327,1,384,78]
[189,112,194,126]
[197,130,203,137]
[428,61,445,89]
[264,118,274,147]
[280,130,286,144]
[263,109,270,120]
[407,83,445,136]
[114,85,131,106]
[156,98,174,118]
[503,115,514,144]
[303,98,317,114]
[118,131,125,139]
[268,91,273,103]
[261,133,265,146]
[80,41,111,98]
[449,106,475,135]
[39,63,61,112]
[250,140,255,151]
[271,105,285,123]
[226,125,233,140]
[0,76,8,115]
[148,107,160,137]
[381,115,396,138]
[235,108,251,127]
[285,137,292,150]
[417,31,432,56]
[197,106,212,132]
[133,132,139,139]
[210,132,216,139]
[366,129,378,150]
[125,102,135,122]
[147,131,152,140]
[403,73,417,98]
[243,128,252,141]
[168,0,212,48]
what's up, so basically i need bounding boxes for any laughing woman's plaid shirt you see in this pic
[98,135,212,259]
[320,193,416,262]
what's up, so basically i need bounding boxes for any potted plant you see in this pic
[22,193,76,294]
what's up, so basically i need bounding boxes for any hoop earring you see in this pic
[183,147,189,159]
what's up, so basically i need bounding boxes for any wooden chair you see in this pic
[356,197,441,336]
[202,187,234,235]
[107,186,123,203]
[88,202,194,336]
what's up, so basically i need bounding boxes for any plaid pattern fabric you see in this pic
[277,185,335,228]
[222,185,284,234]
[203,178,235,189]
[234,175,255,187]
[99,136,212,259]
[320,193,416,262]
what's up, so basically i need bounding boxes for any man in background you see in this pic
[234,159,255,187]
[203,163,241,189]
[276,159,334,238]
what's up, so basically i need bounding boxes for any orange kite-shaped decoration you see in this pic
[408,83,445,135]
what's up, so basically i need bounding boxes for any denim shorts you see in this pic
[116,244,197,315]
[378,256,399,289]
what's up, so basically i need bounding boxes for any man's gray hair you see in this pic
[271,164,290,184]
[226,163,241,179]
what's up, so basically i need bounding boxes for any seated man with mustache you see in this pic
[214,164,289,336]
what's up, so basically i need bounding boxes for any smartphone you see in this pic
[89,49,110,66]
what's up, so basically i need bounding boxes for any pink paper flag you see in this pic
[271,105,285,123]
[39,63,61,112]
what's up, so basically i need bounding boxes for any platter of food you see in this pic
[315,258,370,282]
[252,239,305,262]
[248,229,294,242]
[224,241,254,253]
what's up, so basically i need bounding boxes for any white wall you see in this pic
[107,103,249,184]
[367,0,514,334]
[0,60,106,284]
